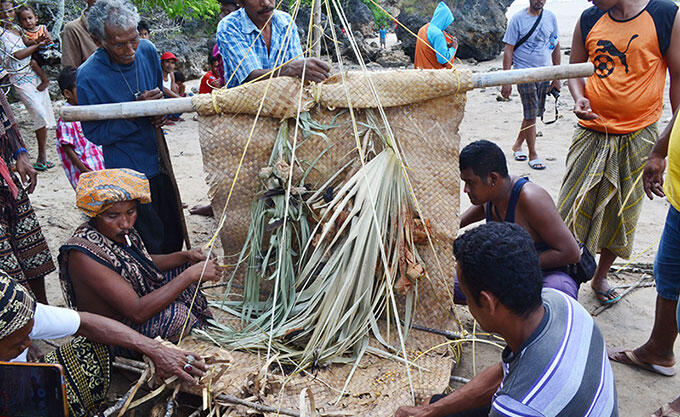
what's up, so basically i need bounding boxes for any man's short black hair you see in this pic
[173,71,185,83]
[57,67,77,92]
[218,0,237,5]
[137,20,150,33]
[453,222,543,317]
[208,52,218,65]
[459,140,509,181]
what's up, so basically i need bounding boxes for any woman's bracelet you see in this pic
[12,147,27,160]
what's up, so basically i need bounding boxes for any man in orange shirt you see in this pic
[558,0,680,305]
[413,1,457,70]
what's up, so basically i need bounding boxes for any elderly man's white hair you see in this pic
[87,0,140,42]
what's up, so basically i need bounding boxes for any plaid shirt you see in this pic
[216,8,303,88]
[56,104,105,189]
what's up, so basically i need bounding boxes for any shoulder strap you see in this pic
[505,177,530,222]
[514,10,543,50]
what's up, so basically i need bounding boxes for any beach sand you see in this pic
[14,0,677,413]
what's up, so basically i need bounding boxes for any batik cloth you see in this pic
[557,124,655,259]
[75,168,151,217]
[55,103,105,189]
[0,269,35,339]
[58,222,211,342]
[40,336,111,417]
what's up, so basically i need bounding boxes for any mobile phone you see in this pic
[0,362,68,417]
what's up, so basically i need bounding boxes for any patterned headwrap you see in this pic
[0,270,36,340]
[76,168,151,217]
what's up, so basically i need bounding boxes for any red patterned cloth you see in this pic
[55,104,105,189]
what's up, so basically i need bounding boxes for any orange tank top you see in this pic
[578,0,677,134]
[413,24,453,70]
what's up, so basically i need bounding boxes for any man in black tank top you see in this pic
[458,141,582,299]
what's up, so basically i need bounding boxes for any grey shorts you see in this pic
[518,81,550,120]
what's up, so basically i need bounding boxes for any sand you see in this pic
[10,0,677,413]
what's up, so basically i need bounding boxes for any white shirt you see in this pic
[11,304,81,362]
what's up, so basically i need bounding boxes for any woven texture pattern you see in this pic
[196,71,466,415]
[193,69,473,119]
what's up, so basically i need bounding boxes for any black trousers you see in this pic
[429,394,491,417]
[134,173,184,254]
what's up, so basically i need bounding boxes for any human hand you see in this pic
[550,79,561,92]
[573,97,598,120]
[183,248,207,265]
[394,404,432,417]
[147,342,207,385]
[448,36,458,50]
[188,259,221,283]
[14,153,36,193]
[501,84,511,99]
[149,115,167,128]
[284,58,331,83]
[643,152,667,199]
[138,88,163,101]
[36,34,50,47]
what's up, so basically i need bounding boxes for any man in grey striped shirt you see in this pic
[395,222,618,417]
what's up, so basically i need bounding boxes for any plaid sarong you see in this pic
[557,124,656,259]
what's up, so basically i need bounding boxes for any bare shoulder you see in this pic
[518,181,558,211]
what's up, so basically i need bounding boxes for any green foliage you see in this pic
[132,0,220,20]
[359,0,390,29]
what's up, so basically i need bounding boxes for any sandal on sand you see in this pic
[608,348,676,377]
[650,403,680,417]
[594,288,621,305]
[528,158,546,170]
[32,162,47,171]
[513,151,528,161]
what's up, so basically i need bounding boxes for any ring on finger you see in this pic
[186,354,195,364]
[183,363,193,372]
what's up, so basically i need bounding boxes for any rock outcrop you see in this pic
[341,0,376,36]
[395,0,514,62]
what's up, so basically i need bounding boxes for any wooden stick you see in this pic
[215,394,301,417]
[60,64,594,122]
[103,385,137,417]
[593,274,652,316]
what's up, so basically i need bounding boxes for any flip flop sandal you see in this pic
[32,162,47,171]
[650,403,680,417]
[594,288,621,305]
[513,151,528,161]
[43,160,54,169]
[528,158,546,170]
[608,348,676,377]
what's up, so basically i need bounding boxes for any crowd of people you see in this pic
[0,0,677,415]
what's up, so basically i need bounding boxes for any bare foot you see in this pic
[189,204,214,217]
[37,80,49,91]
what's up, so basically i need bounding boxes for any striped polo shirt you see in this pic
[490,289,618,417]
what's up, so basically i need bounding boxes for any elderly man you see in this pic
[395,222,618,417]
[60,0,98,68]
[413,1,458,70]
[458,140,581,300]
[216,0,330,88]
[500,0,560,170]
[0,89,53,305]
[58,169,219,344]
[77,0,186,254]
[0,271,207,417]
[558,0,680,304]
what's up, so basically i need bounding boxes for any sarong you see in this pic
[40,336,111,417]
[557,124,656,259]
[58,222,211,343]
[0,175,55,285]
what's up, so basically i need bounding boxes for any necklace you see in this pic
[116,59,141,100]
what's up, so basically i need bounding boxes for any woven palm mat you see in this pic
[196,79,466,414]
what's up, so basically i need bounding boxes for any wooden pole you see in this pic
[312,0,322,58]
[60,63,594,122]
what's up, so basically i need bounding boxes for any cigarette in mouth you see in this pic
[124,234,132,246]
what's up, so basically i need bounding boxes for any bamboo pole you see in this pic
[312,0,322,58]
[60,63,594,122]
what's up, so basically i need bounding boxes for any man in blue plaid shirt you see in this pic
[216,0,330,88]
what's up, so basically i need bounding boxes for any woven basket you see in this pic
[196,71,467,415]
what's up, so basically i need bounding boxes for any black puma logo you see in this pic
[595,34,639,74]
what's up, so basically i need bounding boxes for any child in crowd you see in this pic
[199,53,223,94]
[137,20,150,39]
[0,0,55,171]
[174,70,187,96]
[55,68,105,189]
[16,5,51,91]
